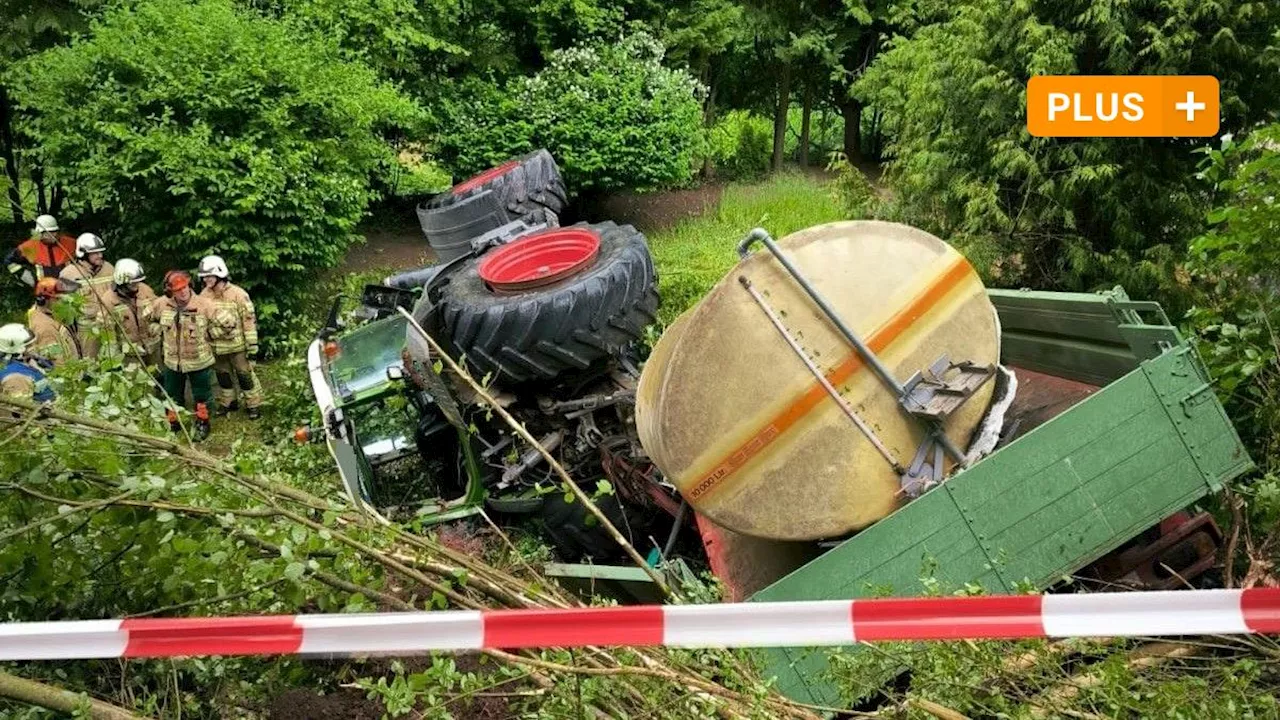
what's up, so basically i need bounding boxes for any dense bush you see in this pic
[1187,126,1280,468]
[704,110,772,180]
[9,0,420,330]
[856,0,1280,307]
[432,33,705,194]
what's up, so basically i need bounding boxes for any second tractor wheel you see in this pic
[436,221,659,385]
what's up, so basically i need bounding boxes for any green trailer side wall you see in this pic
[751,290,1253,708]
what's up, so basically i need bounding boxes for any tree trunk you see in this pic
[771,64,791,172]
[0,85,24,225]
[33,165,47,215]
[841,96,862,163]
[0,669,149,720]
[701,70,719,178]
[869,108,884,160]
[51,185,64,216]
[799,83,813,168]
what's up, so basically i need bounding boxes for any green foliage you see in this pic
[831,633,1280,718]
[263,0,465,81]
[1187,126,1280,470]
[648,172,844,326]
[433,33,705,194]
[9,0,421,333]
[827,151,879,217]
[704,110,772,180]
[857,0,1280,308]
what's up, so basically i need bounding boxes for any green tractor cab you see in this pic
[306,307,486,524]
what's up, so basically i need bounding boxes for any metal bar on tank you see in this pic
[737,228,967,465]
[738,275,905,473]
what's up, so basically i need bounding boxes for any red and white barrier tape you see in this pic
[4,589,1279,661]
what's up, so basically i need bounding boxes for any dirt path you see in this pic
[340,217,435,274]
[337,163,879,275]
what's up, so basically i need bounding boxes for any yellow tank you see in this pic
[636,221,999,541]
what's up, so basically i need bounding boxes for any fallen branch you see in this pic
[1225,488,1244,588]
[0,669,151,720]
[0,394,826,720]
[1029,642,1197,718]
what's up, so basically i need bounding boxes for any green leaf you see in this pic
[284,562,306,581]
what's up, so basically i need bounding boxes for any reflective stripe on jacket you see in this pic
[202,282,258,355]
[146,294,223,372]
[102,283,160,360]
[6,236,77,284]
[61,260,117,323]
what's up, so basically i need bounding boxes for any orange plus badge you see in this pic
[1027,76,1219,137]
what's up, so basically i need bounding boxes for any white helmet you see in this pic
[75,233,107,259]
[198,255,229,280]
[34,214,59,234]
[114,258,145,285]
[0,323,35,356]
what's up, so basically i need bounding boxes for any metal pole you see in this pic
[739,276,905,473]
[738,228,906,397]
[738,228,968,465]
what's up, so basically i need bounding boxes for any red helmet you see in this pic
[34,277,61,300]
[164,270,192,294]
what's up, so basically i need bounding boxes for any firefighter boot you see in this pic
[166,408,180,434]
[194,403,211,442]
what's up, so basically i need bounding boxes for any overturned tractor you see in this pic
[305,152,1247,664]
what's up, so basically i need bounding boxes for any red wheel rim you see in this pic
[479,228,601,293]
[452,160,518,195]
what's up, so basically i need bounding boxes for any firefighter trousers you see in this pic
[163,367,214,414]
[213,351,262,410]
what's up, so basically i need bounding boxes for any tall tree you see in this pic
[0,0,106,223]
[857,0,1280,303]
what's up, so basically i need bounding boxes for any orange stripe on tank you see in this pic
[683,256,976,502]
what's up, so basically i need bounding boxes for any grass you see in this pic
[647,171,845,327]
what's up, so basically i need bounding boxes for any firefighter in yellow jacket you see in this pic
[59,233,115,359]
[147,270,221,441]
[198,255,263,419]
[28,277,82,367]
[101,258,161,368]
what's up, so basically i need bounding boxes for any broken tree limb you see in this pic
[1029,642,1198,718]
[0,669,151,720]
[399,307,672,598]
[0,394,827,720]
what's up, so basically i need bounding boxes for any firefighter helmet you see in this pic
[164,270,192,294]
[33,215,59,234]
[75,233,107,259]
[197,255,229,280]
[114,258,145,286]
[0,324,35,356]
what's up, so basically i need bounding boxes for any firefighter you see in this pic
[28,277,82,366]
[6,215,77,287]
[147,270,220,441]
[0,323,55,402]
[198,255,262,420]
[101,258,160,368]
[59,233,116,359]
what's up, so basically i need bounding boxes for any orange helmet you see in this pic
[164,270,191,294]
[35,276,62,300]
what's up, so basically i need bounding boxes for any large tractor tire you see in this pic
[416,150,567,262]
[435,221,659,384]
